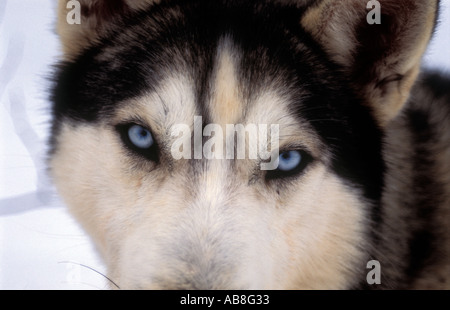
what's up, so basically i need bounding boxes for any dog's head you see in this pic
[50,0,438,289]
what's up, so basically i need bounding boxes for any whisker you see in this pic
[58,261,120,289]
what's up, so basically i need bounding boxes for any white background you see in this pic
[1,0,450,289]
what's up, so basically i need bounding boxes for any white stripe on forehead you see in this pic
[208,38,243,126]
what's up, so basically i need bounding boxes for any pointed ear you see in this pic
[301,0,438,125]
[57,0,156,60]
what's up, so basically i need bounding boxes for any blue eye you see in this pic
[128,124,154,149]
[277,150,302,171]
[266,149,312,180]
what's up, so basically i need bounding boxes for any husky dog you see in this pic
[49,0,450,289]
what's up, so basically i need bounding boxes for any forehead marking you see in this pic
[209,41,243,127]
[113,44,323,160]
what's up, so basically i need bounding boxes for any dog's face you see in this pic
[50,0,437,289]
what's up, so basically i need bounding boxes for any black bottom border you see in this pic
[2,290,449,307]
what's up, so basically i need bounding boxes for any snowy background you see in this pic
[1,0,450,289]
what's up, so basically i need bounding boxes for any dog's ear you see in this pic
[57,0,155,60]
[302,0,438,125]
